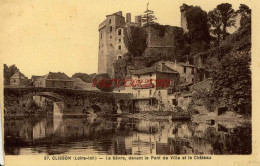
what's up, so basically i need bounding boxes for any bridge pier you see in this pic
[53,102,64,117]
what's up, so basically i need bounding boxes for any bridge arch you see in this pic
[90,104,102,113]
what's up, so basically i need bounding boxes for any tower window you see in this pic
[109,19,111,23]
[110,26,113,32]
[100,32,102,39]
[118,39,121,43]
[118,45,121,50]
[184,67,186,73]
[118,29,122,35]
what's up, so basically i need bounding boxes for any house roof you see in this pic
[38,72,74,81]
[130,64,178,75]
[31,75,41,80]
[10,71,26,79]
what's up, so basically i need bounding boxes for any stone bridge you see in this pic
[4,87,132,116]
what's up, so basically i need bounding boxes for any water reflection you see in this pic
[4,115,251,155]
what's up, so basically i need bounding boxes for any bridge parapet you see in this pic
[4,87,133,115]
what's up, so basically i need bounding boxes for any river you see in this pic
[4,114,251,155]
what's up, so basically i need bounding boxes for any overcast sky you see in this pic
[0,0,252,77]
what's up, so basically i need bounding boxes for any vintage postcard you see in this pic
[0,0,259,165]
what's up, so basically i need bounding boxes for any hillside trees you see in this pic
[185,6,211,54]
[211,51,251,114]
[208,3,237,44]
[4,64,20,85]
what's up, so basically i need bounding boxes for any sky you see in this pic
[0,0,252,77]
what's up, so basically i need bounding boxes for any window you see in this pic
[118,39,121,43]
[100,32,102,39]
[110,26,113,32]
[118,45,121,50]
[118,56,122,60]
[150,73,152,77]
[172,99,178,106]
[110,44,113,46]
[14,79,16,83]
[184,67,186,73]
[138,75,140,78]
[110,36,112,39]
[191,68,194,74]
[158,91,161,96]
[118,29,121,35]
[52,81,55,86]
[192,78,194,83]
[109,19,111,23]
[149,90,152,96]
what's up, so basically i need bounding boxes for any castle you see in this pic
[98,4,190,77]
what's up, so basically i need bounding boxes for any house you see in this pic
[129,62,180,112]
[10,71,29,86]
[31,75,41,82]
[153,60,200,84]
[34,72,74,89]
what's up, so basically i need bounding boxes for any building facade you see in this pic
[34,72,74,89]
[10,71,29,87]
[98,11,142,77]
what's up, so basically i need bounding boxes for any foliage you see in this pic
[141,5,157,26]
[4,64,20,85]
[185,6,210,54]
[237,4,251,29]
[93,73,114,92]
[72,72,96,83]
[211,51,251,113]
[123,26,147,57]
[208,3,236,43]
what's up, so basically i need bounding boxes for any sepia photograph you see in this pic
[0,0,255,164]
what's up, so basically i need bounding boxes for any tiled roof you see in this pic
[10,71,26,79]
[130,64,178,75]
[38,72,73,81]
[31,75,41,80]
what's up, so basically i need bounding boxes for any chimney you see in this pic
[135,15,142,27]
[161,61,166,71]
[126,13,131,23]
[174,59,177,70]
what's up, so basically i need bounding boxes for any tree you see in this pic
[237,4,251,28]
[185,6,210,54]
[92,73,114,92]
[72,73,96,83]
[124,26,147,57]
[141,3,157,26]
[211,51,251,114]
[208,3,236,42]
[208,10,222,44]
[3,64,19,85]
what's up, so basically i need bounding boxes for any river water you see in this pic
[4,115,251,155]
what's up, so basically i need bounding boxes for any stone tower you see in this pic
[98,11,128,77]
[180,3,190,33]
